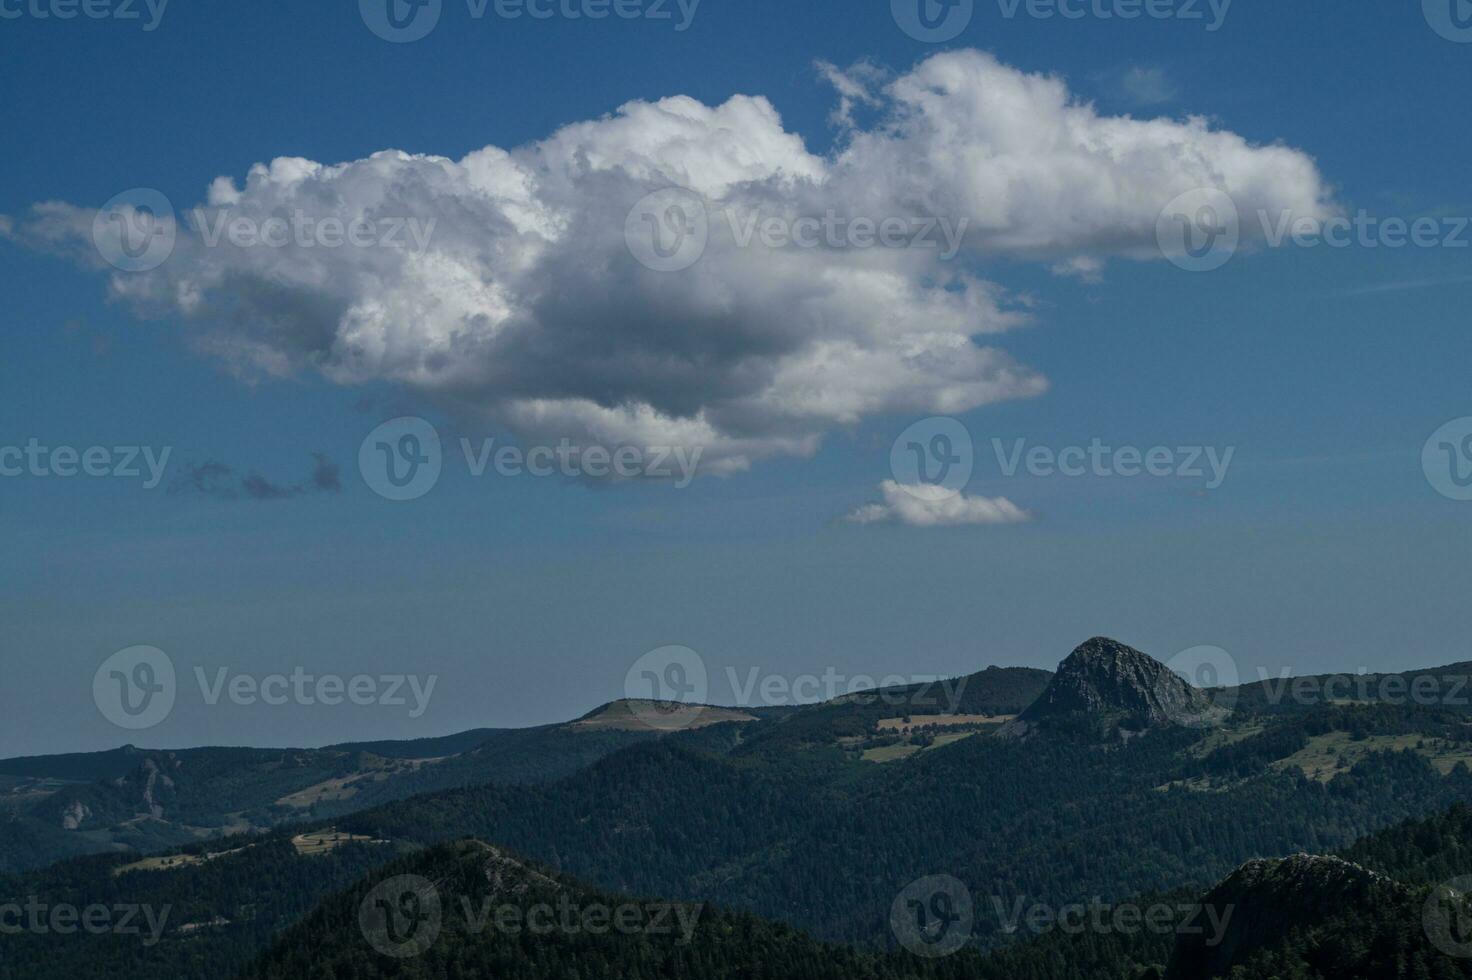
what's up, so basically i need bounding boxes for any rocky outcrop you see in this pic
[998,637,1215,739]
[60,800,91,831]
[1165,855,1404,979]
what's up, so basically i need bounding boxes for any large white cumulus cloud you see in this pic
[825,52,1333,258]
[8,50,1332,474]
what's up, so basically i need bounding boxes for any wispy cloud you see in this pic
[1050,256,1105,283]
[1338,274,1472,297]
[847,481,1031,527]
[1113,66,1179,107]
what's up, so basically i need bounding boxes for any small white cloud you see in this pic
[847,480,1031,527]
[1050,256,1105,283]
[817,59,887,129]
[1118,66,1178,106]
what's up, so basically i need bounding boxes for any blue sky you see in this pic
[1,0,1470,756]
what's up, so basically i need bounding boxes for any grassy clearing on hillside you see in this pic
[862,731,978,763]
[571,701,758,732]
[1274,732,1472,781]
[1187,724,1266,758]
[876,714,1013,733]
[275,755,442,809]
[113,844,254,876]
[290,830,386,856]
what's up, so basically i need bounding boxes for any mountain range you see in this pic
[6,637,1472,979]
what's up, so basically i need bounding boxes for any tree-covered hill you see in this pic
[240,840,987,980]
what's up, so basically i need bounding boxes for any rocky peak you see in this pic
[1166,855,1402,979]
[999,637,1214,739]
[470,841,565,898]
[1223,854,1393,895]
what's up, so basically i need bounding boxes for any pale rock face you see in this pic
[999,637,1212,739]
[61,800,91,831]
